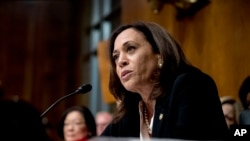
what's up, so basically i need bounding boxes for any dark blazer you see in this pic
[101,68,230,140]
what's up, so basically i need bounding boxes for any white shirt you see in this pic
[139,101,154,141]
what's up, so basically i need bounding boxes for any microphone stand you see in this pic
[40,84,92,118]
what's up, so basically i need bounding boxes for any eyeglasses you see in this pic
[64,121,85,127]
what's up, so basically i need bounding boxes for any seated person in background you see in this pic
[0,99,51,141]
[220,96,242,128]
[239,76,250,110]
[95,111,113,136]
[238,76,250,125]
[57,105,96,141]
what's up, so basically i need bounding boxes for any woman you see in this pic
[101,21,229,140]
[57,105,96,141]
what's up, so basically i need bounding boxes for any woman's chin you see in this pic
[123,82,138,93]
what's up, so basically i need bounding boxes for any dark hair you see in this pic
[108,21,191,122]
[239,76,250,109]
[0,99,50,141]
[220,96,236,105]
[57,105,96,139]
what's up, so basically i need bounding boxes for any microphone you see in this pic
[40,84,92,118]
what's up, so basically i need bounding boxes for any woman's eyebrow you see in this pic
[113,41,138,54]
[112,42,127,54]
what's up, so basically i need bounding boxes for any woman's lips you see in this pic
[121,70,132,81]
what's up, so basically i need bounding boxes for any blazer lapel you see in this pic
[152,90,171,137]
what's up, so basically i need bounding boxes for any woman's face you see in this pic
[63,111,88,141]
[113,28,159,93]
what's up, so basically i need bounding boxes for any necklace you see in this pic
[143,105,152,135]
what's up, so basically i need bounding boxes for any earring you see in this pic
[158,62,162,68]
[158,56,163,68]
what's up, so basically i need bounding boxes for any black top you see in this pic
[101,68,230,140]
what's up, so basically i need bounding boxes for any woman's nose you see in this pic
[66,124,74,130]
[117,55,128,67]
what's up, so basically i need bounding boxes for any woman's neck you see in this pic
[143,100,156,119]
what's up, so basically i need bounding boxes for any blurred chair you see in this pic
[239,109,250,125]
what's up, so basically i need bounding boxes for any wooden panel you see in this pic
[0,1,85,140]
[97,40,116,104]
[121,0,250,101]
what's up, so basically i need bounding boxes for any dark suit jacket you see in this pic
[101,68,230,140]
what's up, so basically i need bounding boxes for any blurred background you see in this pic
[0,0,249,140]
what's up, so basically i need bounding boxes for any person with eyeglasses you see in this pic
[57,105,96,141]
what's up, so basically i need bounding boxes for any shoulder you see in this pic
[174,68,216,89]
[169,67,219,102]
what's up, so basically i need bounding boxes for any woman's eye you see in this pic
[127,46,135,52]
[76,122,83,125]
[113,54,118,61]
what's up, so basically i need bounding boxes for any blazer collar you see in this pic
[152,94,169,137]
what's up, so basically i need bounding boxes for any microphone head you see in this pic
[75,84,92,94]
